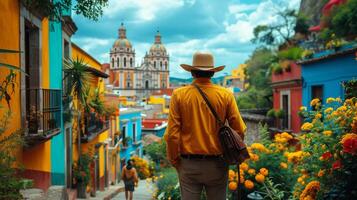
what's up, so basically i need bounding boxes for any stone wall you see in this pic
[241,110,272,145]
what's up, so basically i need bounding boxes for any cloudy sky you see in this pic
[72,0,301,78]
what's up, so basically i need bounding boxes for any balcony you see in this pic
[81,113,109,143]
[24,89,61,146]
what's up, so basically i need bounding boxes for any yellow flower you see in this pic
[323,130,332,136]
[336,97,342,102]
[300,106,307,111]
[255,173,265,183]
[248,169,256,175]
[244,180,254,190]
[240,162,249,171]
[326,97,335,104]
[299,181,320,200]
[337,106,347,112]
[280,162,288,169]
[229,170,236,180]
[301,122,313,131]
[315,113,322,119]
[297,177,303,183]
[310,98,320,107]
[250,154,259,161]
[324,107,333,114]
[228,181,238,191]
[259,168,269,176]
[251,143,268,152]
[318,169,325,177]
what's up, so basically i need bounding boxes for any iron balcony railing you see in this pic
[26,88,61,135]
[82,113,109,142]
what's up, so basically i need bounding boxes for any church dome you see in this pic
[149,31,166,54]
[113,23,132,49]
[113,38,132,48]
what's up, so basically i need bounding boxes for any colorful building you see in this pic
[119,108,143,169]
[142,119,168,137]
[271,62,302,133]
[70,43,120,194]
[0,0,76,191]
[223,64,247,94]
[298,45,357,107]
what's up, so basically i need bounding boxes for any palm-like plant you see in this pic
[63,57,93,155]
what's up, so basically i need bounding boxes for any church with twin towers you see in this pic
[103,23,170,99]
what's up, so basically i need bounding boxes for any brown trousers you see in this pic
[177,158,229,200]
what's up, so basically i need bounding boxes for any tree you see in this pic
[21,0,109,21]
[63,58,93,155]
[330,0,357,39]
[252,9,298,46]
[237,48,274,109]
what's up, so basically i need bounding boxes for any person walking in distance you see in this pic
[121,159,138,200]
[164,52,247,200]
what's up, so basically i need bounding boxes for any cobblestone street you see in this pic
[113,180,155,200]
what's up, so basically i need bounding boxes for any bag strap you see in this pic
[237,164,242,200]
[193,83,224,127]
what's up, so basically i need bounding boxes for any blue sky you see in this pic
[72,0,301,78]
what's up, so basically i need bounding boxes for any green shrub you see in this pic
[156,168,180,200]
[275,109,285,119]
[277,47,304,61]
[267,109,276,118]
[271,63,283,74]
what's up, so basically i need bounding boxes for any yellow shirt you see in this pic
[164,78,247,165]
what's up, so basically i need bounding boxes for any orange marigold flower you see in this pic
[259,168,269,176]
[255,173,265,183]
[244,180,254,190]
[301,122,313,131]
[240,162,249,171]
[310,98,320,107]
[341,133,357,144]
[280,162,288,169]
[228,181,237,191]
[299,181,320,200]
[317,169,325,177]
[247,169,256,175]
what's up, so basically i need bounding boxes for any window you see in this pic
[117,57,119,68]
[145,80,149,89]
[111,58,114,68]
[160,61,162,69]
[130,58,133,67]
[133,123,136,143]
[165,62,167,70]
[311,85,323,101]
[124,57,126,67]
[127,82,131,88]
[121,126,126,140]
[154,61,156,68]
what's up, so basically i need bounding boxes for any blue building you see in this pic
[299,45,357,107]
[119,108,144,168]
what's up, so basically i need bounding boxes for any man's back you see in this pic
[165,78,246,164]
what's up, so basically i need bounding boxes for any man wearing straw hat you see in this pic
[164,52,247,200]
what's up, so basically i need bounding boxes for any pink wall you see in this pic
[272,62,302,133]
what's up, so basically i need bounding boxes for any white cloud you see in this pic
[103,0,193,21]
[228,3,258,13]
[72,37,113,52]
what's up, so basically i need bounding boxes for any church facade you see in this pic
[105,23,170,99]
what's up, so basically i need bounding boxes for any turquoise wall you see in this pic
[49,20,65,185]
[301,48,357,108]
[119,111,143,167]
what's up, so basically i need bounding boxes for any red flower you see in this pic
[322,152,332,160]
[342,138,357,155]
[332,160,342,170]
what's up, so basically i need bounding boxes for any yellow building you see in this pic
[70,43,121,194]
[0,0,76,191]
[223,64,247,93]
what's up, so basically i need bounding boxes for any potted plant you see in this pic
[73,153,92,198]
[27,105,42,134]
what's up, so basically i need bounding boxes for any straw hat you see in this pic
[180,52,225,72]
